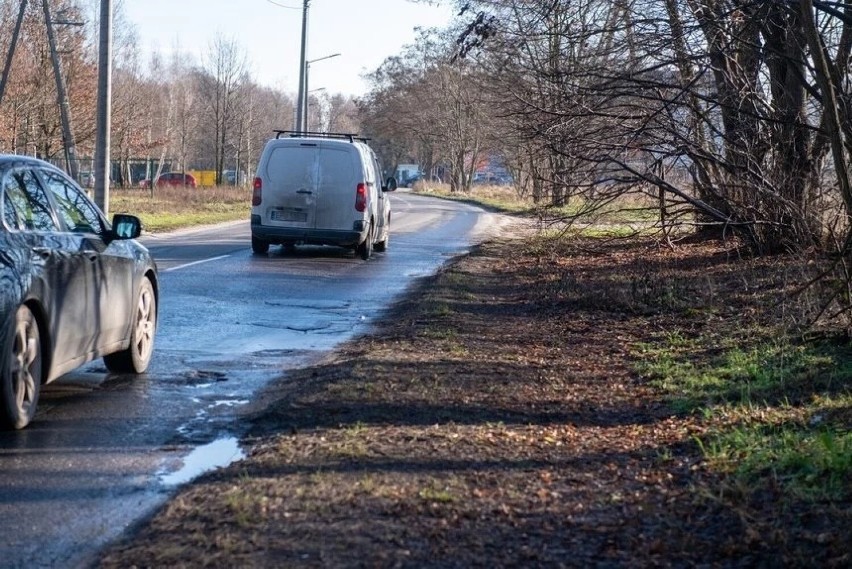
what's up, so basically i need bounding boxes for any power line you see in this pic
[265,0,301,9]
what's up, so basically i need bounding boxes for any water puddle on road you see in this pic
[159,436,245,487]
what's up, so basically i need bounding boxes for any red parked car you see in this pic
[139,172,197,189]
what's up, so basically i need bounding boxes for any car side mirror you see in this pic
[111,214,142,240]
[383,177,398,192]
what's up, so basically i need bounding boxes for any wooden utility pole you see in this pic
[0,0,28,108]
[42,0,80,180]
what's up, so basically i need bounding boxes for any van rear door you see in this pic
[314,143,360,231]
[263,143,318,228]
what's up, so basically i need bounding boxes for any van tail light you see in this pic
[252,177,262,206]
[355,182,367,212]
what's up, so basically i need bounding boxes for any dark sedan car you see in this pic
[0,155,158,429]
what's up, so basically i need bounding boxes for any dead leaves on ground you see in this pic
[99,236,850,568]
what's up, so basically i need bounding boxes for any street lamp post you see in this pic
[303,53,340,132]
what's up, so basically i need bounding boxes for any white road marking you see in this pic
[164,254,231,273]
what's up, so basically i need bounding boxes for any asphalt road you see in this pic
[0,192,508,568]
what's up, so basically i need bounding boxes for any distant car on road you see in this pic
[140,172,197,189]
[0,155,159,429]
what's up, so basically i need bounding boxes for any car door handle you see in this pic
[296,189,313,195]
[82,250,99,262]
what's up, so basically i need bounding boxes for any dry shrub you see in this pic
[525,232,852,337]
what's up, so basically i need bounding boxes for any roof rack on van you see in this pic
[273,130,370,143]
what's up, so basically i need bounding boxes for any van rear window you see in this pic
[317,148,356,188]
[267,146,317,186]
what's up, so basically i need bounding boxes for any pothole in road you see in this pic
[252,348,315,358]
[253,321,333,333]
[263,300,351,311]
[181,370,228,385]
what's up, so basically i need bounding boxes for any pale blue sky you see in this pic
[122,0,455,96]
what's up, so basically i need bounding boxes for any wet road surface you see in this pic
[0,192,508,568]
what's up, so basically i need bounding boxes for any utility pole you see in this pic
[0,0,28,108]
[294,0,310,133]
[43,0,80,179]
[93,0,112,214]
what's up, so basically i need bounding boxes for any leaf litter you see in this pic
[99,235,850,568]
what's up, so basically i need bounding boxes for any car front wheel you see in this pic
[1,305,42,430]
[104,278,156,374]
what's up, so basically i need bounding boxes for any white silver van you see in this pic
[250,131,397,260]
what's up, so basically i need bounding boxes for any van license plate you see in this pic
[270,209,307,222]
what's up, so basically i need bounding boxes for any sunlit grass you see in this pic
[413,182,534,213]
[574,225,657,238]
[699,420,852,500]
[636,337,848,410]
[415,182,665,225]
[110,185,250,233]
[635,333,852,500]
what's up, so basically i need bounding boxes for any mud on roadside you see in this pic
[99,235,850,568]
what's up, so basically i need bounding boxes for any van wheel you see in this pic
[252,235,270,254]
[1,305,42,430]
[375,229,388,252]
[358,223,374,260]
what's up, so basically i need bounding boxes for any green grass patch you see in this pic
[421,327,457,341]
[700,422,851,500]
[429,301,454,318]
[418,485,455,504]
[575,225,656,239]
[636,333,852,500]
[635,336,850,411]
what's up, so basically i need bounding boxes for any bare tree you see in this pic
[361,27,487,192]
[169,48,198,180]
[326,94,359,133]
[451,0,852,253]
[201,34,245,185]
[0,0,96,171]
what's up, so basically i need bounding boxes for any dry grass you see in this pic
[413,182,532,213]
[414,182,668,226]
[109,185,250,232]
